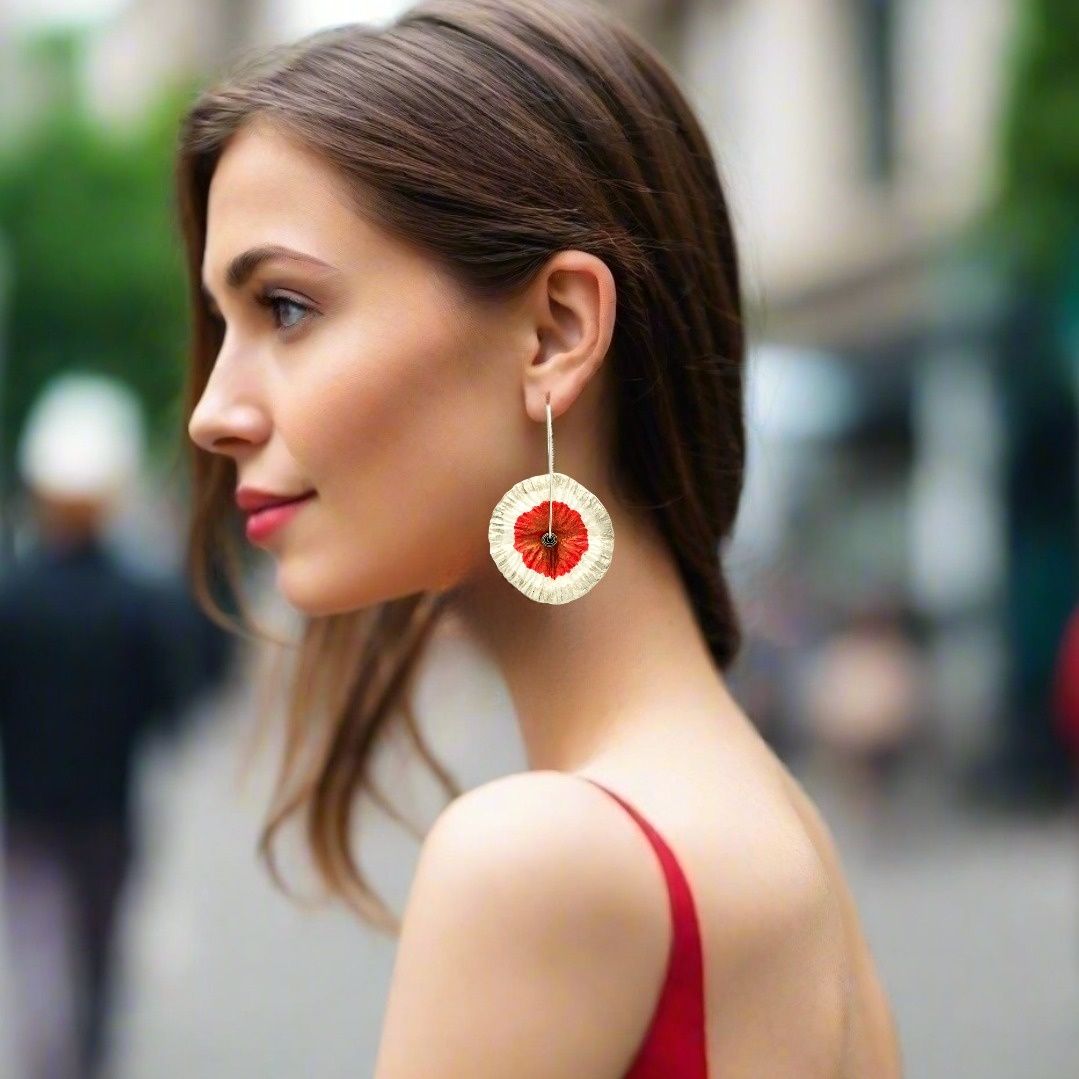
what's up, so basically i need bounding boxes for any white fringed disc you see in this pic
[488,471,614,604]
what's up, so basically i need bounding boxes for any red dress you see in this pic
[582,778,709,1078]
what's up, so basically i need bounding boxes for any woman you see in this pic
[179,0,902,1074]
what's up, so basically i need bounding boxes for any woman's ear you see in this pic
[522,250,616,424]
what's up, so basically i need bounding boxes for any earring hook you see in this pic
[543,391,556,547]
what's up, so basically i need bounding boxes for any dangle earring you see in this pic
[488,391,614,603]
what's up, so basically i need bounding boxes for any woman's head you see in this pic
[177,0,745,931]
[189,115,620,613]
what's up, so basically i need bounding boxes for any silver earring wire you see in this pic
[542,391,556,548]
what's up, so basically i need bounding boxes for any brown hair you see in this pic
[175,0,745,935]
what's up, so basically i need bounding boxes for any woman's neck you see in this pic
[448,492,737,774]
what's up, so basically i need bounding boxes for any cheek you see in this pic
[286,310,464,489]
[274,310,501,603]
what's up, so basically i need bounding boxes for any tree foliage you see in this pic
[0,27,200,490]
[997,0,1079,284]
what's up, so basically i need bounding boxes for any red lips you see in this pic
[236,486,315,513]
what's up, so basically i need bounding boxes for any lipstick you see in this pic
[244,492,315,543]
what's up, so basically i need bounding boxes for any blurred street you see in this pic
[802,764,1079,1079]
[1,631,1073,1079]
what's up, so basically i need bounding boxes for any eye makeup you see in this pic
[201,282,321,340]
[255,287,316,336]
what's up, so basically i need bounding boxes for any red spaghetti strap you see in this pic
[582,777,709,1078]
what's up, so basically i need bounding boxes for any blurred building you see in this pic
[578,1,1023,778]
[619,0,1070,798]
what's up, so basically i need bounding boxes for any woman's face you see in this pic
[189,120,538,614]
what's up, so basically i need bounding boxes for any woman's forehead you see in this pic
[208,124,353,230]
[203,124,376,286]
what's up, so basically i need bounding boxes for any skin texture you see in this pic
[189,121,903,1077]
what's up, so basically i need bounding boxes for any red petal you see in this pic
[513,499,589,579]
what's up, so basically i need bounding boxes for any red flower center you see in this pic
[513,499,589,579]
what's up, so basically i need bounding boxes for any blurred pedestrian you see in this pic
[0,374,211,1079]
[800,593,929,813]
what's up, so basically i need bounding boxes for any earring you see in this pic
[488,391,614,604]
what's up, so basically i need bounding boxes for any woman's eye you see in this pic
[258,290,313,334]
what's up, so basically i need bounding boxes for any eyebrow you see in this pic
[201,244,340,307]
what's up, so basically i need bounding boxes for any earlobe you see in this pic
[523,250,616,423]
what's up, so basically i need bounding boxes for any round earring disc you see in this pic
[488,471,614,604]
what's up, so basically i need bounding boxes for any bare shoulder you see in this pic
[718,756,848,940]
[696,744,841,945]
[409,769,671,905]
[772,767,905,1076]
[704,742,902,1077]
[373,770,675,1078]
[419,768,636,869]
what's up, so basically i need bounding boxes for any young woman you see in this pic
[179,0,903,1074]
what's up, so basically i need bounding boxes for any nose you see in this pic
[187,368,271,455]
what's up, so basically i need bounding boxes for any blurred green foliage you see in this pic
[0,27,201,491]
[997,0,1079,285]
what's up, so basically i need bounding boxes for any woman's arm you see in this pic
[372,770,673,1079]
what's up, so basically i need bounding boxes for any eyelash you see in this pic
[255,289,315,336]
[208,291,315,336]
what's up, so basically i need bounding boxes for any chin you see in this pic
[275,562,349,617]
[274,560,392,617]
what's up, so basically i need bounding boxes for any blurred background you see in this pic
[0,0,1076,1076]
